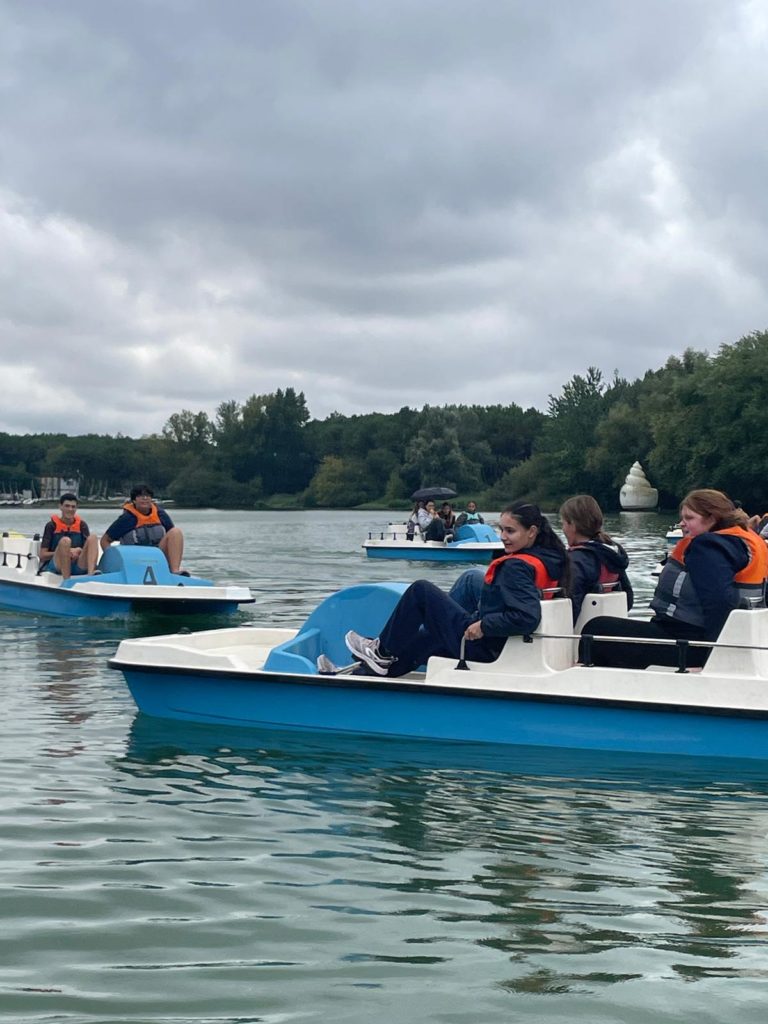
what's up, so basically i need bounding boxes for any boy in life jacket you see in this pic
[39,493,100,579]
[100,484,186,574]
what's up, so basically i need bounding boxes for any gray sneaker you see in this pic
[316,653,339,675]
[344,631,395,676]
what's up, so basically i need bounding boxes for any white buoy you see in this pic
[619,461,658,510]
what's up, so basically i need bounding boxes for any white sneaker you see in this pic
[316,654,339,675]
[344,631,395,676]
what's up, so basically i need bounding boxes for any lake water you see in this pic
[3,509,768,1024]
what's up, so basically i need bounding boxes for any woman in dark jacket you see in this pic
[560,494,633,623]
[580,489,768,669]
[345,502,568,677]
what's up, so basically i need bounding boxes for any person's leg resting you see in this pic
[54,537,73,580]
[159,528,184,573]
[448,569,485,614]
[379,580,471,675]
[76,535,100,574]
[580,616,709,669]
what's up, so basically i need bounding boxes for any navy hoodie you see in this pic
[568,539,634,623]
[478,543,567,638]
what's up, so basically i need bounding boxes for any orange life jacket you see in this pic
[652,525,768,627]
[46,514,86,555]
[669,527,768,585]
[484,552,559,599]
[120,501,166,546]
[51,514,83,535]
[122,501,162,528]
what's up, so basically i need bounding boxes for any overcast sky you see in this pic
[2,0,767,436]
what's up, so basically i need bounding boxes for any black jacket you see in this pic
[568,540,633,623]
[478,544,567,638]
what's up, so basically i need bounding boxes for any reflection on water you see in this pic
[2,510,768,1023]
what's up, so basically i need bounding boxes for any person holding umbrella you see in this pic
[407,487,456,541]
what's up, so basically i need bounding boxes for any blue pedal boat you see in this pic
[0,532,253,617]
[363,521,504,562]
[109,586,768,761]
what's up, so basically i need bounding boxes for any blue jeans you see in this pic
[448,568,485,614]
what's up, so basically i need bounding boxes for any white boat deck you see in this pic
[113,592,768,715]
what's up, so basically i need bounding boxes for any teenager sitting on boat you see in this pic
[101,484,187,575]
[580,489,768,670]
[449,495,632,625]
[406,500,431,540]
[560,494,634,622]
[422,500,447,542]
[454,500,484,528]
[439,502,457,532]
[345,501,568,677]
[39,493,100,579]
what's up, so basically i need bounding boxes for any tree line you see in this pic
[2,329,766,512]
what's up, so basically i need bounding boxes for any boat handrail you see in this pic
[530,625,768,674]
[535,632,768,652]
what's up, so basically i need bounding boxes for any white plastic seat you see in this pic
[701,608,768,678]
[468,598,575,674]
[574,590,629,633]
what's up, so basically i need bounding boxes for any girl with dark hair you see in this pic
[581,489,768,669]
[559,494,634,622]
[345,501,568,677]
[439,502,457,531]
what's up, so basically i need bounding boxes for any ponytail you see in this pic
[559,494,614,545]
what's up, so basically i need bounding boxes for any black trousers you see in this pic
[579,616,712,670]
[379,580,502,677]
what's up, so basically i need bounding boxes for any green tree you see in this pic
[162,410,213,451]
[307,455,374,507]
[401,407,483,492]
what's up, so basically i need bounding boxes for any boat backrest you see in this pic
[480,597,575,673]
[98,544,212,587]
[263,582,409,675]
[701,607,768,678]
[452,522,499,544]
[423,598,577,679]
[574,590,629,633]
[0,533,40,571]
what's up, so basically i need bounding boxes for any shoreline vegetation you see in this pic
[2,329,767,515]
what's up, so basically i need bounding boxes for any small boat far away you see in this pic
[363,521,504,562]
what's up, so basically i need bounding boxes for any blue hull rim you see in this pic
[109,662,768,760]
[0,582,243,618]
[364,548,502,562]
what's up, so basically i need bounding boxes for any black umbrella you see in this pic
[410,486,458,502]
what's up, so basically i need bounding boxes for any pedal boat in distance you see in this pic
[0,532,253,617]
[363,521,504,562]
[109,585,768,761]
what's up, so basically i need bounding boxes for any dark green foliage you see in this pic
[6,329,768,508]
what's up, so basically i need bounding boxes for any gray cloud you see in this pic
[1,0,767,434]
